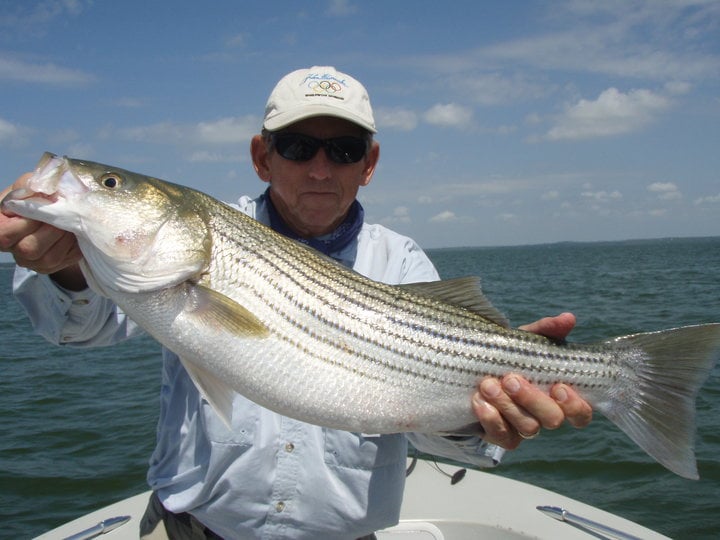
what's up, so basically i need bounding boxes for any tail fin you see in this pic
[599,323,720,479]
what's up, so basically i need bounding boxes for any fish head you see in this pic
[2,152,212,295]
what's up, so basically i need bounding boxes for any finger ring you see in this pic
[519,430,539,440]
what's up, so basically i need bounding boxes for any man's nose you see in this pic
[306,148,333,180]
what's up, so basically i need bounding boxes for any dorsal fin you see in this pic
[400,276,510,328]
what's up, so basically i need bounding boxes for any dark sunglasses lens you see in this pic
[274,135,320,161]
[272,134,367,163]
[325,137,367,163]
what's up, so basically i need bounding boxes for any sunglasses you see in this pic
[270,133,369,164]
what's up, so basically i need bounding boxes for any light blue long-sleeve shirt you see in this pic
[13,194,504,539]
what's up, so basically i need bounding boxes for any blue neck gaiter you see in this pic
[263,188,365,261]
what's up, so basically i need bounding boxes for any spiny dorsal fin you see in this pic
[400,277,510,328]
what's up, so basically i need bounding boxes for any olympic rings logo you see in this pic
[308,80,343,94]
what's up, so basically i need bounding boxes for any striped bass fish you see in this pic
[4,152,720,480]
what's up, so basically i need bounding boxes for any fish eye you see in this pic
[100,174,122,189]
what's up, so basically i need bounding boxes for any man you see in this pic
[0,67,591,539]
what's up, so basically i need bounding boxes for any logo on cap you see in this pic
[303,73,346,100]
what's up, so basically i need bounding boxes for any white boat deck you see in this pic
[35,459,669,539]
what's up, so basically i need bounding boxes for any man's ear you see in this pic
[360,141,380,187]
[251,135,272,182]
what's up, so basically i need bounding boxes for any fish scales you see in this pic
[3,152,719,479]
[151,191,607,428]
[205,194,623,401]
[211,206,552,360]
[211,217,628,436]
[173,195,636,404]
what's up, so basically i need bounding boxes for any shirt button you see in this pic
[284,442,295,453]
[275,501,285,512]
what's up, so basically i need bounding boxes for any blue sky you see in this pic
[1,0,719,253]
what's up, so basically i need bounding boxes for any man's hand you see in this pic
[471,312,593,449]
[1,174,86,289]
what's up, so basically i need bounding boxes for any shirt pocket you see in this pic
[200,396,259,447]
[323,429,407,470]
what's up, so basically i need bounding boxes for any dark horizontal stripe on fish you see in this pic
[233,261,613,388]
[210,216,618,388]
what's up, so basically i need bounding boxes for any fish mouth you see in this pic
[29,152,67,195]
[1,152,88,216]
[1,186,54,207]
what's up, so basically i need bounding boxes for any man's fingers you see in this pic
[8,222,81,274]
[472,374,592,450]
[0,173,33,212]
[550,384,593,428]
[472,390,522,450]
[518,312,576,341]
[473,377,547,449]
[498,375,565,430]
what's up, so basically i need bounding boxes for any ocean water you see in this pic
[1,236,719,539]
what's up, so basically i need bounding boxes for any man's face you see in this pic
[253,116,379,238]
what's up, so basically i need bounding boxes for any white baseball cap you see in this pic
[263,66,376,133]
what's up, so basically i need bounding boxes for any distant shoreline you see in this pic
[3,234,719,267]
[424,234,720,252]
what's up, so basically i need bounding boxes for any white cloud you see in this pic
[441,178,534,197]
[0,0,87,33]
[458,72,549,105]
[476,2,720,81]
[117,122,185,143]
[423,103,474,129]
[664,81,692,95]
[647,182,682,200]
[0,117,31,146]
[544,87,670,140]
[430,210,457,223]
[188,151,247,163]
[226,33,248,47]
[694,193,720,205]
[495,124,517,135]
[581,190,623,202]
[380,205,412,226]
[116,116,259,146]
[376,107,418,131]
[0,117,20,142]
[647,182,678,193]
[196,116,258,144]
[0,54,95,85]
[389,206,411,224]
[66,142,94,157]
[525,113,543,125]
[327,0,357,16]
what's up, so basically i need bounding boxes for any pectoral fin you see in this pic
[186,283,269,338]
[174,285,268,427]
